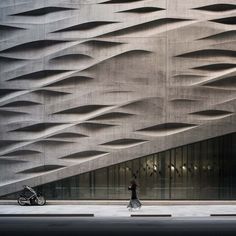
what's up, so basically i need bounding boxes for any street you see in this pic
[0,216,236,236]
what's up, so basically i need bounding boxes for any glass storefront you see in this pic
[34,132,236,200]
[2,132,236,200]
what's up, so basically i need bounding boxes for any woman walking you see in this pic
[127,179,142,211]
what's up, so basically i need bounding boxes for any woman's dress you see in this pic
[127,183,142,209]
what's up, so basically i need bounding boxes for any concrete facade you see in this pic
[0,0,236,196]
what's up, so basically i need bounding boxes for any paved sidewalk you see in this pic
[1,204,236,217]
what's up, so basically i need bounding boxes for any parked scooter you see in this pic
[17,185,46,206]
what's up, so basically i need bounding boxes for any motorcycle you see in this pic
[17,185,46,206]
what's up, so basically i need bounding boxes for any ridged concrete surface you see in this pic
[0,0,236,196]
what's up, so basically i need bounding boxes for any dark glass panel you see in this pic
[3,132,236,200]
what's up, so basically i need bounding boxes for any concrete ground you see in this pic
[1,202,236,217]
[1,202,236,236]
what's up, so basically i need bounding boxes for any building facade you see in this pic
[0,0,236,200]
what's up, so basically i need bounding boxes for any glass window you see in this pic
[3,132,234,201]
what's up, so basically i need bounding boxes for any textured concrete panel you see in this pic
[0,0,236,196]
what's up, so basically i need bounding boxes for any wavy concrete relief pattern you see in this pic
[0,0,236,196]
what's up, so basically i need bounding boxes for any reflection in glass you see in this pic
[2,133,236,200]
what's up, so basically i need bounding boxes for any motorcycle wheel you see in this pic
[17,197,27,206]
[36,196,46,206]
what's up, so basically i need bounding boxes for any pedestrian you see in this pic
[127,179,142,211]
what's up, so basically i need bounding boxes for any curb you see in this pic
[1,200,236,205]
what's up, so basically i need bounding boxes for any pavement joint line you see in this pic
[1,200,236,206]
[210,214,236,217]
[130,214,172,217]
[0,214,94,217]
